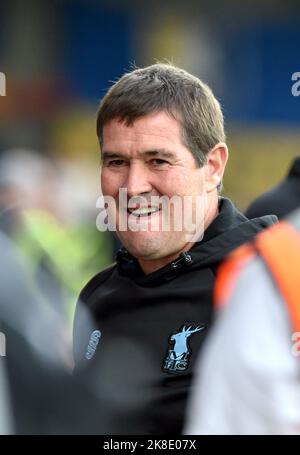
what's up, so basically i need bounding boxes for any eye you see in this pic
[107,159,127,167]
[151,158,169,166]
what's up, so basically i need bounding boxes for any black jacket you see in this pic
[73,198,277,434]
[246,156,300,220]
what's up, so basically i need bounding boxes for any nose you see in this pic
[125,161,153,198]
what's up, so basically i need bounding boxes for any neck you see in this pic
[138,243,194,275]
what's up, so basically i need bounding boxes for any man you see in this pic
[246,155,300,219]
[185,209,300,435]
[73,63,277,434]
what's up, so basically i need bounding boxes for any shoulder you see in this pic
[245,179,296,220]
[79,263,117,304]
[217,257,290,355]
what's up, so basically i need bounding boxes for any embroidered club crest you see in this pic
[163,323,206,373]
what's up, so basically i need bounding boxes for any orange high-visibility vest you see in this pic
[215,220,300,333]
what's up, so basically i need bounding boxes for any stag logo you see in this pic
[163,324,206,373]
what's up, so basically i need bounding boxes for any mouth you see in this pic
[127,206,161,218]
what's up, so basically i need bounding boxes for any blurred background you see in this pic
[0,0,299,316]
[0,0,299,434]
[0,0,299,208]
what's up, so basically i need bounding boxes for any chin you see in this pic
[120,232,164,259]
[125,243,161,260]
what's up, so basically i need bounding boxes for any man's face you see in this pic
[101,111,215,264]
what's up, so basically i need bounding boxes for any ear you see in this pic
[205,143,228,193]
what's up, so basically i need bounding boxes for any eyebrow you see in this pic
[143,150,175,160]
[101,149,176,161]
[101,151,125,161]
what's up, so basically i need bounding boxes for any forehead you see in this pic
[102,111,185,153]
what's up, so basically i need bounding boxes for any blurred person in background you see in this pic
[0,152,112,433]
[73,63,277,434]
[0,355,12,435]
[0,226,108,434]
[246,156,300,220]
[0,148,112,325]
[185,209,300,435]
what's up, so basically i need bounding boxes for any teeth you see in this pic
[129,207,160,217]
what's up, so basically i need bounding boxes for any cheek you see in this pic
[161,170,203,197]
[153,171,187,197]
[183,170,206,196]
[101,170,122,197]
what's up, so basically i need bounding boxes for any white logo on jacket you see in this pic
[85,330,102,360]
